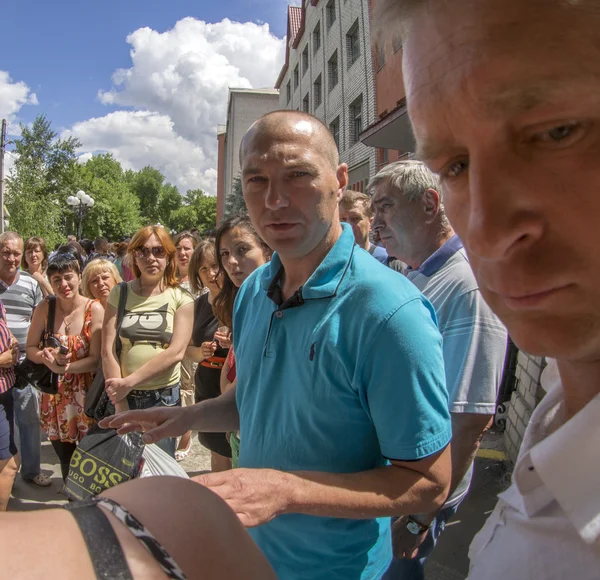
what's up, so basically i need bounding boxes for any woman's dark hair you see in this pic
[47,250,82,278]
[23,236,49,271]
[188,240,217,296]
[80,239,94,256]
[212,216,271,330]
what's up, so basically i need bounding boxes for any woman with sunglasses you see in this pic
[103,226,194,458]
[25,252,103,480]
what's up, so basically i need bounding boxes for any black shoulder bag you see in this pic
[84,282,128,421]
[15,296,59,395]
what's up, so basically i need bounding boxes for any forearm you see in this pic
[102,346,122,380]
[281,455,450,520]
[25,347,45,365]
[126,347,185,388]
[66,354,100,375]
[185,345,209,363]
[189,386,239,432]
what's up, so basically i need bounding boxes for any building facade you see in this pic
[216,88,280,223]
[275,1,377,192]
[359,0,414,169]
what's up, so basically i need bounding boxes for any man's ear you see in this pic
[422,188,441,224]
[336,163,349,201]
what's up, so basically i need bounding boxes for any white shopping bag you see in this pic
[140,444,189,479]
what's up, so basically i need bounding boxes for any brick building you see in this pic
[216,88,280,223]
[275,1,377,192]
[358,0,414,167]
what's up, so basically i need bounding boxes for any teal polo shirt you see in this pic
[233,224,451,580]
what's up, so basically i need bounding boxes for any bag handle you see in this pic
[45,296,57,340]
[114,282,128,355]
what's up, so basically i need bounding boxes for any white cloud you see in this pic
[69,17,284,196]
[64,110,217,194]
[0,71,38,134]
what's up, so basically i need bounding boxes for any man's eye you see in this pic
[444,159,469,179]
[290,171,309,178]
[248,176,266,183]
[531,121,585,147]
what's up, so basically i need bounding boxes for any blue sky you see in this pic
[1,0,290,193]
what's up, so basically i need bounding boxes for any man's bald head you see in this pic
[240,110,340,171]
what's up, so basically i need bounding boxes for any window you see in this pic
[286,81,291,104]
[293,65,299,91]
[328,50,339,91]
[346,20,360,67]
[378,148,389,166]
[376,43,386,70]
[302,46,309,76]
[329,117,340,151]
[326,0,336,29]
[349,95,363,146]
[313,75,322,109]
[302,93,310,113]
[313,22,321,54]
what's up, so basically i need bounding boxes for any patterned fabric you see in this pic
[91,496,187,579]
[40,300,95,443]
[0,302,16,394]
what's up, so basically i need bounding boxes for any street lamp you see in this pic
[66,190,95,239]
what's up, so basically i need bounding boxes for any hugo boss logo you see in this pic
[67,448,127,495]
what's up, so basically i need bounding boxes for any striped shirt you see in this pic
[0,271,43,358]
[0,302,16,393]
[407,236,508,506]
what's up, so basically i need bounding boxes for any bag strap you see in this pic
[368,244,376,255]
[46,296,57,336]
[114,282,128,356]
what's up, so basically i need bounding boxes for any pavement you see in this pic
[9,429,512,580]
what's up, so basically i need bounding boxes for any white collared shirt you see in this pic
[467,359,600,579]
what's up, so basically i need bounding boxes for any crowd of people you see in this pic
[0,0,599,577]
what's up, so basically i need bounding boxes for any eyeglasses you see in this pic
[134,246,167,260]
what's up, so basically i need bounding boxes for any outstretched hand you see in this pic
[99,405,192,443]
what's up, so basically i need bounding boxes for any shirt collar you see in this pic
[413,235,463,277]
[260,223,355,301]
[513,360,600,544]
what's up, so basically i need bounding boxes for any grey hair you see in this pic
[0,232,23,249]
[367,160,451,231]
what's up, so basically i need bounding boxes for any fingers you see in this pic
[99,410,151,430]
[141,418,183,444]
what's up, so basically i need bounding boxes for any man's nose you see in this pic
[461,152,545,261]
[264,180,289,211]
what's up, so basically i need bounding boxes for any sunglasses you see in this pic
[134,246,167,260]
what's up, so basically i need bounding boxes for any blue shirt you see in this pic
[368,243,388,264]
[233,224,451,580]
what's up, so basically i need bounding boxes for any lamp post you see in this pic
[66,190,95,239]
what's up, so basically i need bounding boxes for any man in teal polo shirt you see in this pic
[106,111,452,579]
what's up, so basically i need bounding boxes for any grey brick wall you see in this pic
[279,0,377,186]
[504,352,546,463]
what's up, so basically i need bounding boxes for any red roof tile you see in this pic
[289,6,303,45]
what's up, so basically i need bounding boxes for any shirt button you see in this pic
[275,310,283,319]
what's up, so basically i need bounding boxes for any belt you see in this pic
[128,386,177,398]
[200,356,226,370]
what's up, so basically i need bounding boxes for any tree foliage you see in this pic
[223,174,247,221]
[4,115,217,243]
[5,115,80,247]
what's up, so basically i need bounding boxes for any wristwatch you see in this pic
[405,516,429,536]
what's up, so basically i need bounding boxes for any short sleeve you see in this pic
[106,284,121,309]
[442,290,508,414]
[358,297,452,461]
[174,286,194,309]
[32,280,43,308]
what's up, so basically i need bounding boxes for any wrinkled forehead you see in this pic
[403,0,600,132]
[241,130,314,168]
[1,239,23,252]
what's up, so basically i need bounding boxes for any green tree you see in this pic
[169,189,217,234]
[223,174,247,220]
[128,166,165,224]
[74,154,142,240]
[157,183,183,230]
[5,115,80,247]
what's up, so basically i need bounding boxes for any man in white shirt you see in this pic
[374,0,600,577]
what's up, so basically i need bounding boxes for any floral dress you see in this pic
[40,300,95,443]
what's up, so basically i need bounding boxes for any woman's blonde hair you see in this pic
[81,259,122,299]
[128,225,178,287]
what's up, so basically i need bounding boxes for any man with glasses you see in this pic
[0,232,49,487]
